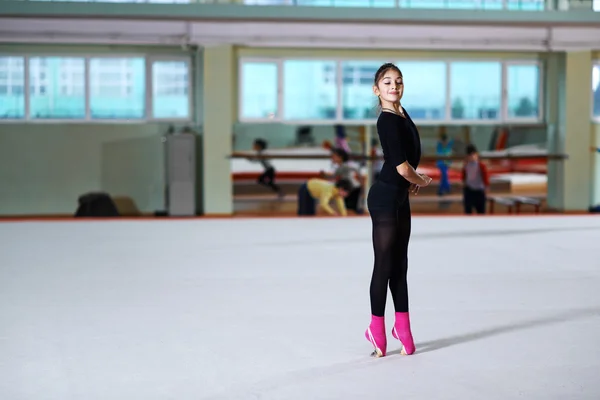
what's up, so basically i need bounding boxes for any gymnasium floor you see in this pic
[1,215,599,400]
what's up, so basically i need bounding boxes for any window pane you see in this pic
[296,0,396,6]
[246,0,395,3]
[399,0,504,9]
[243,0,290,4]
[152,60,189,119]
[450,61,501,120]
[593,65,600,118]
[507,0,545,10]
[341,61,382,120]
[398,61,447,120]
[90,57,145,119]
[240,61,278,119]
[507,64,540,119]
[0,56,25,119]
[29,57,85,119]
[283,60,336,120]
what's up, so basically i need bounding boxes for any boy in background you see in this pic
[297,178,353,217]
[249,138,284,198]
[462,144,490,215]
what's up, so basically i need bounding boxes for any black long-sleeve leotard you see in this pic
[375,110,421,188]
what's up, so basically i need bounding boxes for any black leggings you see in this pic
[463,187,486,214]
[258,167,281,193]
[367,180,411,317]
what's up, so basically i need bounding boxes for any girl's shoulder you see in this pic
[377,111,402,129]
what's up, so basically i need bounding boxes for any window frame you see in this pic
[28,55,87,120]
[237,56,544,126]
[148,55,193,122]
[503,60,544,124]
[281,58,339,123]
[237,57,283,123]
[592,60,600,123]
[0,53,193,124]
[0,55,26,122]
[446,59,503,125]
[87,54,147,122]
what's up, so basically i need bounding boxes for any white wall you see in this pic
[0,123,171,215]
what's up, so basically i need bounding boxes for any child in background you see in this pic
[297,178,353,216]
[461,144,490,214]
[334,125,352,154]
[249,138,284,198]
[436,131,454,196]
[320,148,363,214]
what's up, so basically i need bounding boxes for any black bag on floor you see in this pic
[75,192,120,217]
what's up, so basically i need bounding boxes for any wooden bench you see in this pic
[488,196,516,214]
[512,196,543,214]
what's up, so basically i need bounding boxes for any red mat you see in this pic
[233,161,547,183]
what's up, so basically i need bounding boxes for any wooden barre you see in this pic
[229,152,569,161]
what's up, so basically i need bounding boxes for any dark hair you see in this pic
[253,138,267,150]
[335,179,353,193]
[331,147,349,163]
[466,144,478,155]
[373,62,403,109]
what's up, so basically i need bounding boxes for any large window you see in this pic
[240,61,278,120]
[244,0,543,8]
[450,61,502,120]
[0,56,25,119]
[0,54,191,122]
[152,60,189,119]
[507,63,540,120]
[90,57,145,119]
[239,58,541,124]
[283,60,337,120]
[399,61,446,120]
[29,57,85,119]
[593,63,600,120]
[399,0,504,9]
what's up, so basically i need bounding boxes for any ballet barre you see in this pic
[229,152,569,162]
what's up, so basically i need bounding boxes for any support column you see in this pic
[548,51,593,211]
[592,126,600,208]
[564,51,593,211]
[203,45,234,215]
[544,52,564,210]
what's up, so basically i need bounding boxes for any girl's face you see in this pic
[373,68,403,109]
[331,153,342,165]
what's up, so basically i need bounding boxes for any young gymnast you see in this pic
[297,178,353,216]
[250,138,284,198]
[320,148,363,214]
[436,131,454,196]
[365,63,432,358]
[461,144,490,214]
[334,125,352,154]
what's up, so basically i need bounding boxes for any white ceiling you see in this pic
[0,17,599,51]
